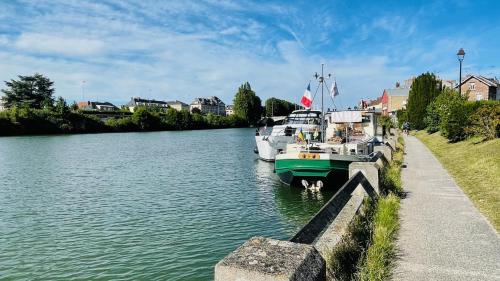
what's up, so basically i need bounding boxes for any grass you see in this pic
[414,130,500,231]
[358,194,400,281]
[325,198,375,281]
[326,135,404,280]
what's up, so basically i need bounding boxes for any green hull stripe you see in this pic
[275,159,351,178]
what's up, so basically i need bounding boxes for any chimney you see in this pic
[395,82,400,88]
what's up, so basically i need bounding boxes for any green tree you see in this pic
[131,107,162,130]
[406,72,442,130]
[265,97,300,117]
[55,96,70,116]
[434,88,469,141]
[233,82,263,125]
[424,101,440,133]
[1,73,55,109]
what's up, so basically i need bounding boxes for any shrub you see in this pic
[424,101,440,134]
[466,103,500,140]
[434,89,470,142]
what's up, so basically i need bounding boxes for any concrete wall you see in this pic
[215,147,393,281]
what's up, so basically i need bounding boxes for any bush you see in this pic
[395,109,408,129]
[466,103,500,140]
[378,115,393,137]
[434,89,470,142]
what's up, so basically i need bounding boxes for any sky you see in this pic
[0,0,499,108]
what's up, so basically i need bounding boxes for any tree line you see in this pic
[0,74,300,136]
[396,72,499,142]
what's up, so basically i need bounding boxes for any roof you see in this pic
[127,97,168,106]
[78,101,117,108]
[384,88,410,97]
[458,74,499,88]
[191,96,225,105]
[166,100,188,106]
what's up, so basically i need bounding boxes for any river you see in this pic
[0,128,335,280]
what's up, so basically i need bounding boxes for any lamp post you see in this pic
[457,48,465,96]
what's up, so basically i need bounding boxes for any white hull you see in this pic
[255,135,291,161]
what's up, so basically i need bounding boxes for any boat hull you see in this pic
[274,158,352,186]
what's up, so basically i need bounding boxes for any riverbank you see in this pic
[0,107,249,136]
[414,130,500,231]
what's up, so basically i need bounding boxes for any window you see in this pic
[469,82,475,90]
[476,93,483,101]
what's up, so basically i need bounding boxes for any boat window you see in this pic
[286,112,321,124]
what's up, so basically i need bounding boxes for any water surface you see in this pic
[0,129,334,280]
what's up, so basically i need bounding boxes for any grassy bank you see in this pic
[414,130,500,231]
[326,136,403,280]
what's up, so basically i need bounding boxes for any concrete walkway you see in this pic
[393,136,500,281]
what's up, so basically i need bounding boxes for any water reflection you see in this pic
[253,159,335,235]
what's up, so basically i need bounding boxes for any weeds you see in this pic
[326,134,404,280]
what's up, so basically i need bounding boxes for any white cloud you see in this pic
[15,33,106,57]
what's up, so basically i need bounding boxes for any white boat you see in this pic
[274,110,382,186]
[254,110,323,161]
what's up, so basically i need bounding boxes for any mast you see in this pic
[321,64,324,143]
[314,64,331,143]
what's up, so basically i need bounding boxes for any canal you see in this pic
[0,128,336,280]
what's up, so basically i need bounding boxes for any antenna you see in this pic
[81,80,86,101]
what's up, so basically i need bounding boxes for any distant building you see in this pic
[226,105,234,115]
[126,97,169,112]
[360,97,382,110]
[190,96,226,115]
[166,100,189,111]
[457,74,499,101]
[441,79,456,89]
[381,86,410,116]
[77,101,118,111]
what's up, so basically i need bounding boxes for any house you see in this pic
[0,97,5,111]
[226,105,234,115]
[360,97,382,110]
[458,74,500,101]
[381,86,410,116]
[77,101,118,111]
[166,100,189,111]
[126,97,169,112]
[190,96,226,115]
[441,79,457,89]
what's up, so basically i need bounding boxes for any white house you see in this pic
[126,97,169,112]
[190,96,226,115]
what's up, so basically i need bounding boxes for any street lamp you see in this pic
[457,48,465,96]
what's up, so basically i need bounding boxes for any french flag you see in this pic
[301,83,312,109]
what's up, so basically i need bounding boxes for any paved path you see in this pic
[393,136,500,281]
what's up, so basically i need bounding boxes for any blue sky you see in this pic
[0,0,499,108]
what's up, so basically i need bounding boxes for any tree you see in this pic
[1,73,55,109]
[55,96,70,116]
[406,72,442,130]
[434,88,469,141]
[233,82,263,125]
[191,107,201,114]
[265,97,300,117]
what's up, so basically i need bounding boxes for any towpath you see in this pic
[393,135,500,281]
